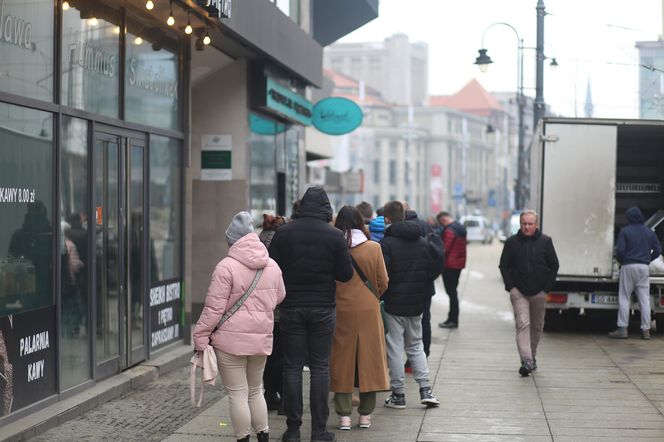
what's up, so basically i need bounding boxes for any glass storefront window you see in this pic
[61,2,120,118]
[125,24,180,131]
[249,132,277,222]
[149,135,181,282]
[59,116,90,389]
[0,0,54,102]
[0,102,53,317]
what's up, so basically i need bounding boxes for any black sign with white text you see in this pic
[0,306,56,416]
[149,281,181,350]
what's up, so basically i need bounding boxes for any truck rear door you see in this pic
[540,122,617,278]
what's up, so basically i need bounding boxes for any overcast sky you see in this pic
[338,0,662,118]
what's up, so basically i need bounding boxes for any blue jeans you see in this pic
[280,307,336,435]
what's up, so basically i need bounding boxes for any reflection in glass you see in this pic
[95,137,120,363]
[125,24,180,131]
[129,144,144,350]
[149,136,181,282]
[249,131,277,223]
[60,116,91,389]
[61,1,120,118]
[0,0,54,102]
[0,103,53,317]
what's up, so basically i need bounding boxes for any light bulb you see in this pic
[167,14,175,26]
[134,36,143,45]
[113,26,120,35]
[203,34,211,45]
[146,0,154,10]
[62,1,70,10]
[89,17,98,26]
[184,12,192,34]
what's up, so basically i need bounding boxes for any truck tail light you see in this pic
[546,293,568,304]
[660,295,664,307]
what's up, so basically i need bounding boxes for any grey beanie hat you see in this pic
[225,211,254,245]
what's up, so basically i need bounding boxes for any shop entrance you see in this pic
[93,127,147,378]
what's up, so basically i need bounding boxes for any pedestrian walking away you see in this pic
[379,201,441,409]
[609,206,662,340]
[330,206,390,431]
[436,211,467,329]
[404,205,440,357]
[268,186,353,442]
[193,211,286,442]
[499,209,559,377]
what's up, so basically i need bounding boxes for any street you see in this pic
[28,243,664,441]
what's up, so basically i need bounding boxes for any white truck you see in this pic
[527,117,664,331]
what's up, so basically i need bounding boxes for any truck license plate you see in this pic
[591,294,618,304]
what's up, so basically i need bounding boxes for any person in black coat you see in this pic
[379,201,440,410]
[268,186,352,442]
[499,210,559,377]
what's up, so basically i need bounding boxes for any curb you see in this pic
[1,343,193,442]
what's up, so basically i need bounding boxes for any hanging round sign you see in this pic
[312,97,363,135]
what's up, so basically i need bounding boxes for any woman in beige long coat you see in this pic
[330,205,389,431]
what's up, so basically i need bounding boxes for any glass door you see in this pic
[94,129,146,379]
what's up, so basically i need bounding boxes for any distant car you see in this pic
[460,215,494,244]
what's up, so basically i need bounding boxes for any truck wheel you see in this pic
[656,313,664,333]
[544,309,565,331]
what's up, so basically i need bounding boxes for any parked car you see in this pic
[460,215,494,244]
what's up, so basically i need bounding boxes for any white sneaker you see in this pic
[358,414,371,428]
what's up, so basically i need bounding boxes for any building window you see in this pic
[389,160,396,185]
[0,102,53,317]
[61,2,120,118]
[373,159,380,184]
[125,22,181,131]
[0,0,54,102]
[60,116,90,390]
[150,135,182,283]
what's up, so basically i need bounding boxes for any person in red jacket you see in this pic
[436,212,467,329]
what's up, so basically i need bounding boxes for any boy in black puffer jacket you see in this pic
[379,201,440,410]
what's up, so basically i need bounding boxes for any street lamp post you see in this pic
[474,23,526,209]
[534,0,546,129]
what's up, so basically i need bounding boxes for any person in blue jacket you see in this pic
[609,206,662,340]
[369,207,385,242]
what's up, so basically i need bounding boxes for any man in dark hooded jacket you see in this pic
[609,206,662,340]
[268,186,352,442]
[499,210,559,377]
[380,201,440,410]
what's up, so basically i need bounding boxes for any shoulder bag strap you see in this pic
[350,255,378,299]
[211,267,264,337]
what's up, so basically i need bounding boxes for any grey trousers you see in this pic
[617,263,651,330]
[383,312,430,394]
[509,288,546,364]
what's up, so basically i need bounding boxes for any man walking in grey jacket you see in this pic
[609,207,662,340]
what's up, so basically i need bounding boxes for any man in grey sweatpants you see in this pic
[610,207,662,340]
[379,201,441,409]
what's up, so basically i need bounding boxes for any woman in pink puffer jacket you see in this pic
[194,211,286,442]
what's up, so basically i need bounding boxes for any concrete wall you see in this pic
[187,59,251,321]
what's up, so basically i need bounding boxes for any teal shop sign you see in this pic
[249,113,288,135]
[312,97,363,135]
[266,78,312,126]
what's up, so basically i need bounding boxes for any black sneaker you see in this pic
[438,320,458,329]
[419,386,440,407]
[519,360,533,377]
[281,429,301,442]
[384,391,406,409]
[531,359,537,371]
[311,431,336,442]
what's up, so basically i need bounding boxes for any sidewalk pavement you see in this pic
[1,343,194,442]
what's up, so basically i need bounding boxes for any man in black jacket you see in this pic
[499,210,559,377]
[269,186,352,442]
[380,201,440,410]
